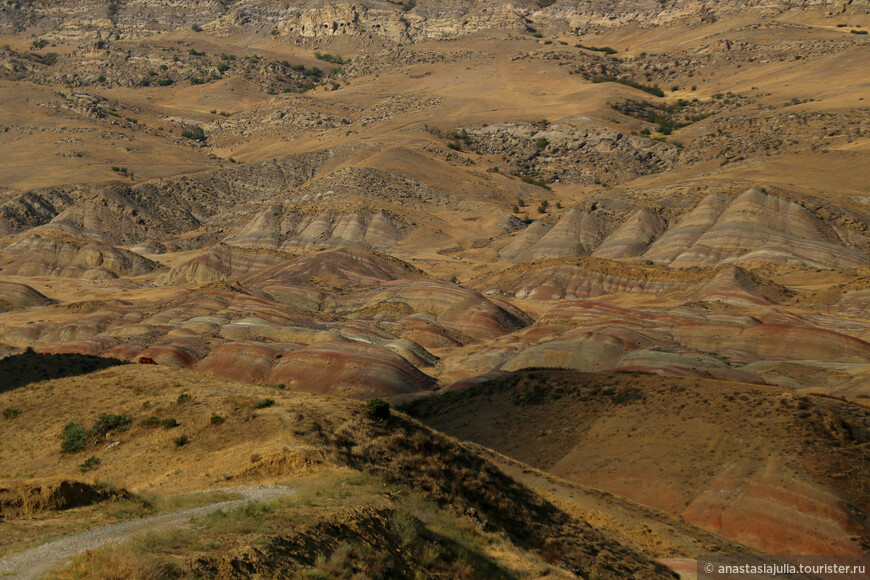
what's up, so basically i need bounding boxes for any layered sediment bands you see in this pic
[505,209,607,264]
[408,371,870,555]
[0,281,54,311]
[686,265,794,306]
[644,189,870,269]
[439,292,870,383]
[243,246,427,289]
[196,341,290,383]
[593,209,667,259]
[671,323,870,363]
[133,344,198,368]
[329,280,533,341]
[0,231,159,280]
[224,206,404,251]
[162,244,293,285]
[266,341,437,398]
[476,258,697,301]
[474,258,787,305]
[496,189,869,268]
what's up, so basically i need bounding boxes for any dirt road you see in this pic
[0,485,295,579]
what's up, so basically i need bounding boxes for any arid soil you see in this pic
[2,0,870,575]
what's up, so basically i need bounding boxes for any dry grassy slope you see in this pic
[0,364,676,578]
[402,370,870,556]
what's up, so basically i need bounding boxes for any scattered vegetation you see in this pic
[140,416,160,428]
[386,0,417,11]
[314,52,347,65]
[181,127,206,142]
[60,414,131,454]
[252,398,275,409]
[590,76,664,97]
[173,434,189,448]
[516,174,552,190]
[611,98,704,135]
[576,43,617,55]
[363,398,391,420]
[79,455,101,473]
[3,407,20,419]
[61,422,86,454]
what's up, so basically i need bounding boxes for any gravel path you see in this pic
[0,485,296,579]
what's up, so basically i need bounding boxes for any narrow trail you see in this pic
[0,485,296,579]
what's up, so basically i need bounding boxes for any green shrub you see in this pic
[161,418,179,429]
[364,399,390,421]
[140,416,160,428]
[252,398,275,409]
[535,137,549,150]
[518,175,552,190]
[173,435,189,447]
[576,44,617,55]
[61,422,86,453]
[181,127,206,142]
[91,414,131,438]
[210,414,225,425]
[314,52,347,65]
[177,393,192,404]
[3,408,20,419]
[191,24,202,32]
[590,75,663,97]
[79,455,101,473]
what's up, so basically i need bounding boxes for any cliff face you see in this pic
[5,0,869,41]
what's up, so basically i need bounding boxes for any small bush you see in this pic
[518,175,552,190]
[851,29,868,35]
[314,52,347,65]
[535,137,549,150]
[140,416,160,428]
[252,398,275,409]
[61,422,86,454]
[161,418,179,429]
[181,127,206,142]
[173,435,189,448]
[177,393,192,404]
[3,408,20,419]
[191,24,202,32]
[364,399,390,421]
[576,44,617,55]
[79,455,101,473]
[91,414,131,438]
[210,414,225,425]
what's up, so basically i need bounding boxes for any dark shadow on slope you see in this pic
[0,350,127,393]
